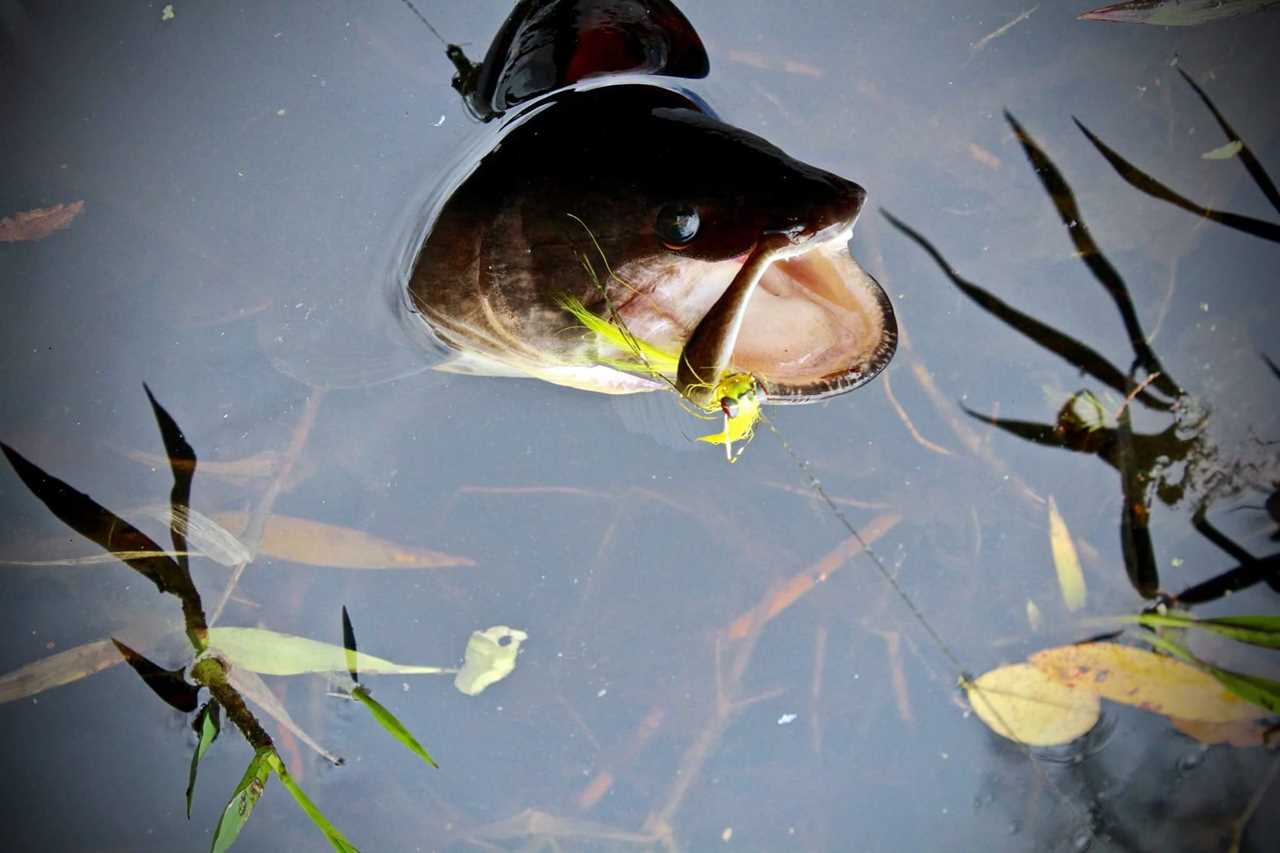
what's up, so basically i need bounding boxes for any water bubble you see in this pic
[1177,748,1206,774]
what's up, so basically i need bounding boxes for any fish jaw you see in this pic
[612,226,897,404]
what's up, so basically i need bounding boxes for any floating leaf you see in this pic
[211,749,271,853]
[1170,716,1272,747]
[187,700,222,818]
[1079,0,1280,26]
[0,639,123,704]
[965,663,1101,746]
[1047,496,1087,611]
[352,686,438,768]
[111,638,200,712]
[1202,140,1244,160]
[263,751,360,852]
[1031,642,1266,722]
[135,505,251,566]
[0,201,85,242]
[454,626,528,696]
[209,627,449,676]
[213,512,473,569]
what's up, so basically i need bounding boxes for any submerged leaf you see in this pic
[135,505,251,566]
[1080,0,1280,26]
[454,626,528,696]
[1031,642,1266,722]
[227,667,342,765]
[211,749,271,853]
[0,639,123,704]
[214,512,473,569]
[209,627,449,676]
[263,751,360,852]
[1047,497,1087,611]
[966,663,1101,746]
[187,700,222,818]
[0,201,85,242]
[352,686,438,768]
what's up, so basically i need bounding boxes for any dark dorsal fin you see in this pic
[457,0,708,120]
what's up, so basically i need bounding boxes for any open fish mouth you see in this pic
[616,225,898,405]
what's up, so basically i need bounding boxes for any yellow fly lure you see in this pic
[558,295,764,461]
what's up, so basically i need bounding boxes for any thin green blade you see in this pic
[352,686,438,768]
[210,749,270,853]
[186,700,222,818]
[264,751,361,852]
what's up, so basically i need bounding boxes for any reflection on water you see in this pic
[2,1,1278,851]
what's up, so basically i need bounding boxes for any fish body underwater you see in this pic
[407,0,896,405]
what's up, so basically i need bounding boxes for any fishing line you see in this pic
[397,0,449,46]
[761,411,1099,837]
[393,0,1095,832]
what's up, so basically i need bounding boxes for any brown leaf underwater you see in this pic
[0,201,85,242]
[214,511,474,569]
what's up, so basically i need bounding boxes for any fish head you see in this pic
[411,85,896,403]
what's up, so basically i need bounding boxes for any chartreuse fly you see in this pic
[558,295,765,461]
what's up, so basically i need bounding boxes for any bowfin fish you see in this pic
[409,0,896,407]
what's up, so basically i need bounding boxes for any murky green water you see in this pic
[2,1,1278,850]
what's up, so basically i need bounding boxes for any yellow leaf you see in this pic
[1047,496,1087,611]
[1169,716,1271,748]
[1030,642,1267,723]
[214,512,473,569]
[966,663,1100,746]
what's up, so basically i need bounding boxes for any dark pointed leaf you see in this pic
[1074,118,1280,243]
[187,700,222,818]
[111,638,200,712]
[341,606,359,685]
[1177,68,1280,214]
[210,749,271,853]
[352,686,438,768]
[143,384,196,569]
[1006,111,1180,397]
[1,443,182,594]
[881,210,1171,412]
[1176,553,1280,604]
[1116,404,1159,598]
[263,751,361,852]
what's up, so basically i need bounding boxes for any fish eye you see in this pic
[655,203,700,248]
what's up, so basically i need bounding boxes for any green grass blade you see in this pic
[263,751,361,852]
[186,700,222,818]
[352,686,438,768]
[210,749,270,853]
[1204,668,1280,716]
[1136,613,1280,648]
